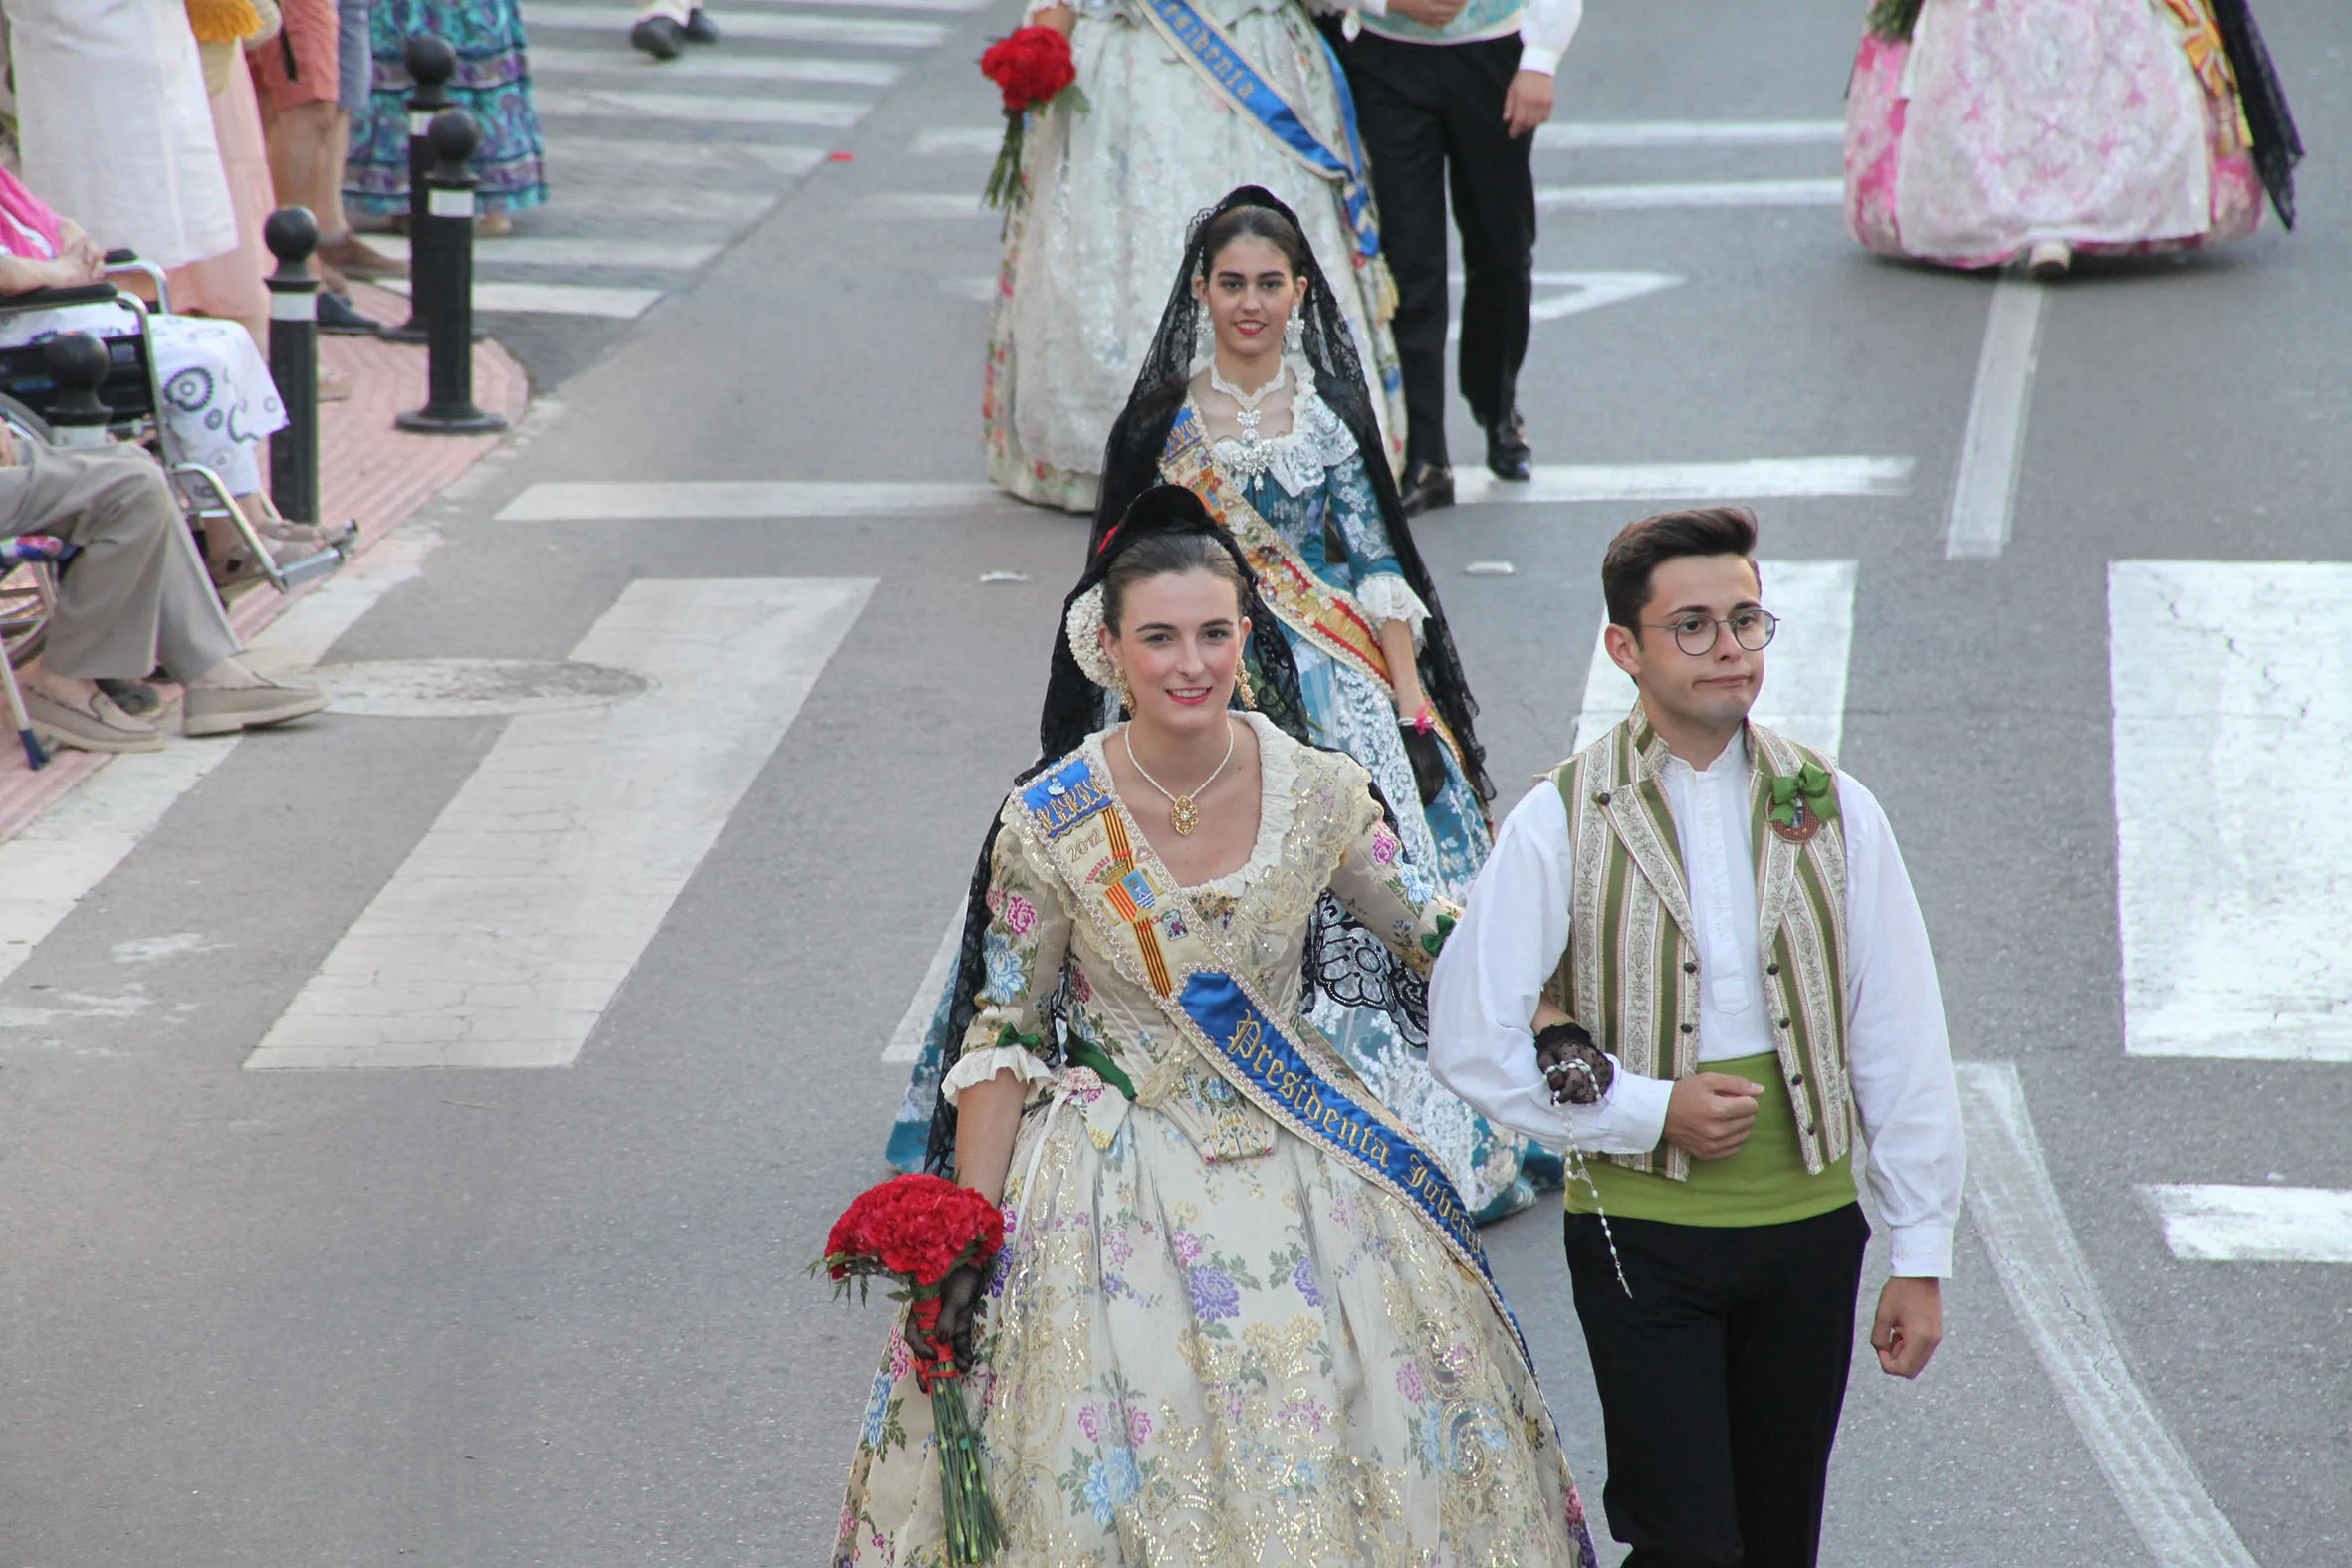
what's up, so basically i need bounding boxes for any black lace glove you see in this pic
[1535,1020,1614,1106]
[1399,721,1447,807]
[931,1260,989,1373]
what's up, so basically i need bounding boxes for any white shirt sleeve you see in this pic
[1836,775,1966,1278]
[1515,0,1583,75]
[1429,781,1676,1155]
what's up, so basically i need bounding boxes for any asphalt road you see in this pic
[1,1,2346,1564]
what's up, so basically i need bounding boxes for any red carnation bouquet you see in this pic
[814,1173,1008,1563]
[979,25,1090,209]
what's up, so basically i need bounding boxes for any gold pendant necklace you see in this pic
[1124,719,1237,837]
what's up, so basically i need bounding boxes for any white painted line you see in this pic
[246,578,874,1071]
[1449,270,1683,341]
[1534,119,1845,150]
[1451,456,1913,506]
[1571,560,1854,755]
[937,275,998,303]
[0,525,441,990]
[881,904,968,1063]
[1957,1061,2261,1568]
[856,192,992,219]
[544,137,826,177]
[524,4,946,46]
[1945,276,2045,560]
[2111,561,2352,1061]
[529,44,901,87]
[537,87,870,128]
[497,481,1004,521]
[913,127,1004,155]
[727,0,988,11]
[369,234,723,271]
[1535,179,1844,210]
[373,278,663,320]
[2144,1184,2352,1263]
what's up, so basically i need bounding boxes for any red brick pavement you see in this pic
[0,284,530,844]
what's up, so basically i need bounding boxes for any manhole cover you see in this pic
[308,658,650,718]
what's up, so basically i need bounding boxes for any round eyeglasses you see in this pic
[1642,607,1778,657]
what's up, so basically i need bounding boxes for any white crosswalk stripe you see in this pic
[536,87,871,127]
[530,44,904,86]
[527,4,947,47]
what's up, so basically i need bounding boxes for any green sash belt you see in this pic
[1062,1037,1139,1103]
[1566,1052,1857,1228]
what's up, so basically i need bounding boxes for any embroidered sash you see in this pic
[1014,748,1533,1367]
[1131,0,1381,269]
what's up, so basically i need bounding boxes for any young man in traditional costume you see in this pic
[1428,507,1964,1568]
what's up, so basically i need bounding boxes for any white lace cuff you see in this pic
[941,1044,1056,1105]
[1353,571,1429,646]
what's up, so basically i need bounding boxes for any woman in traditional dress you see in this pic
[344,0,549,231]
[984,0,1405,511]
[1844,0,2303,276]
[892,187,1548,1221]
[835,487,1597,1566]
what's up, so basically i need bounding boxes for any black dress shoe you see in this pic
[684,7,720,42]
[317,291,384,336]
[1485,409,1532,481]
[1397,460,1455,518]
[631,14,687,58]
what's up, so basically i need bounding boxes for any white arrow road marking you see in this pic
[1448,271,1685,342]
[2143,1185,2352,1263]
[881,904,969,1063]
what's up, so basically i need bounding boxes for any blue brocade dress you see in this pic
[344,0,549,216]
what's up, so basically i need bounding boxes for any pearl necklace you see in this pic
[1208,360,1289,480]
[1123,719,1237,837]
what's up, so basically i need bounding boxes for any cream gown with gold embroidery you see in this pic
[835,717,1594,1567]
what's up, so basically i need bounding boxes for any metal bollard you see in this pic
[264,207,322,523]
[396,111,508,436]
[42,333,114,448]
[386,33,457,346]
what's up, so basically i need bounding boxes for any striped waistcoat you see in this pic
[1547,705,1853,1181]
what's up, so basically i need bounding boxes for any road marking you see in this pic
[856,192,992,219]
[370,235,725,271]
[528,45,902,87]
[374,279,664,320]
[1535,179,1843,211]
[544,137,826,178]
[1571,560,1854,754]
[537,88,870,128]
[1450,271,1683,342]
[937,275,998,303]
[1452,455,1912,506]
[245,578,874,1071]
[2110,560,2352,1061]
[914,127,1004,155]
[0,525,441,990]
[308,658,648,719]
[726,0,988,10]
[498,481,1006,521]
[1534,119,1845,150]
[1956,1062,2261,1568]
[2144,1184,2352,1263]
[1945,277,2046,560]
[524,4,947,46]
[881,904,968,1063]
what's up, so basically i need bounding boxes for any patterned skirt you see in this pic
[344,0,549,215]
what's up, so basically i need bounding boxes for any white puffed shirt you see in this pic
[1346,0,1582,74]
[1428,736,1965,1277]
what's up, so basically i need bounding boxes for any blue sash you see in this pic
[1133,0,1382,268]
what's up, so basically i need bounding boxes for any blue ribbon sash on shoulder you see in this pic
[1132,0,1382,268]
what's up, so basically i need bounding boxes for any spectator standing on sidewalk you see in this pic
[345,0,547,238]
[170,2,283,351]
[630,1,717,62]
[246,0,398,334]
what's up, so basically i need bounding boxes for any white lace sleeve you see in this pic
[941,1044,1056,1105]
[1353,571,1430,645]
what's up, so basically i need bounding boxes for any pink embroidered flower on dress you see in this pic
[1171,1231,1204,1267]
[1003,895,1038,935]
[1127,1408,1153,1446]
[1370,827,1401,866]
[886,1327,913,1382]
[1395,1360,1425,1403]
[986,889,1006,914]
[1078,1404,1102,1444]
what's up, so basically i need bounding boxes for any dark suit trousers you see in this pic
[1339,30,1535,466]
[1564,1204,1871,1568]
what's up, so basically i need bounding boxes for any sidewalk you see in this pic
[0,282,530,845]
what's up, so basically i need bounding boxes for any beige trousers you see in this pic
[0,440,242,683]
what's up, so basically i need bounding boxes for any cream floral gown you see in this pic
[836,717,1594,1566]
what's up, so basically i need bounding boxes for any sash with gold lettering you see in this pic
[1015,748,1532,1367]
[1159,405,1473,780]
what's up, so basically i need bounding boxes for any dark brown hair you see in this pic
[1600,507,1763,630]
[1196,202,1311,286]
[1100,489,1250,634]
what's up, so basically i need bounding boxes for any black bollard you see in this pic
[264,206,323,523]
[42,333,114,447]
[396,111,508,436]
[386,33,457,346]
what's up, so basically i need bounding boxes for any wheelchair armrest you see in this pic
[102,249,138,266]
[102,259,173,315]
[0,283,122,312]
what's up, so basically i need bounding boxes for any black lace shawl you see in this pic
[2210,0,2303,228]
[1086,186,1496,807]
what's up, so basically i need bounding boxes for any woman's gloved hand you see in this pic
[932,1261,990,1372]
[1399,722,1448,807]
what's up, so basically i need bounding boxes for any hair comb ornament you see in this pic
[1063,584,1119,690]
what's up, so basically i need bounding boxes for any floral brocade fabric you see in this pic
[835,724,1594,1567]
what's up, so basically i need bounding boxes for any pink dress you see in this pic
[1844,0,2265,268]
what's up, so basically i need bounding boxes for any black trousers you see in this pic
[1334,30,1535,466]
[1563,1204,1871,1568]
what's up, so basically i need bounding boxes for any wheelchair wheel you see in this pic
[1,392,57,668]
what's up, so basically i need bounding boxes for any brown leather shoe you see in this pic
[24,686,165,753]
[317,232,408,280]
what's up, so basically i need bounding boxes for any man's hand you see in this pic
[0,422,18,468]
[1871,1276,1943,1378]
[1389,0,1470,29]
[932,1261,989,1372]
[1031,2,1075,34]
[1502,70,1554,138]
[1661,1072,1764,1160]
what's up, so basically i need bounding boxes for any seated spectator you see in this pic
[0,165,344,580]
[0,420,330,753]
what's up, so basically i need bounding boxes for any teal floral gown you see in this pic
[836,720,1595,1566]
[345,0,548,216]
[884,378,1546,1223]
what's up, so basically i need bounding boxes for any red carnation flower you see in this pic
[976,25,1091,209]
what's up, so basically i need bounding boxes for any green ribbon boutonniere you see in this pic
[1767,763,1834,829]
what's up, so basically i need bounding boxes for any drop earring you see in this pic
[1283,313,1304,355]
[1113,665,1136,713]
[1195,310,1215,366]
[1234,663,1256,709]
